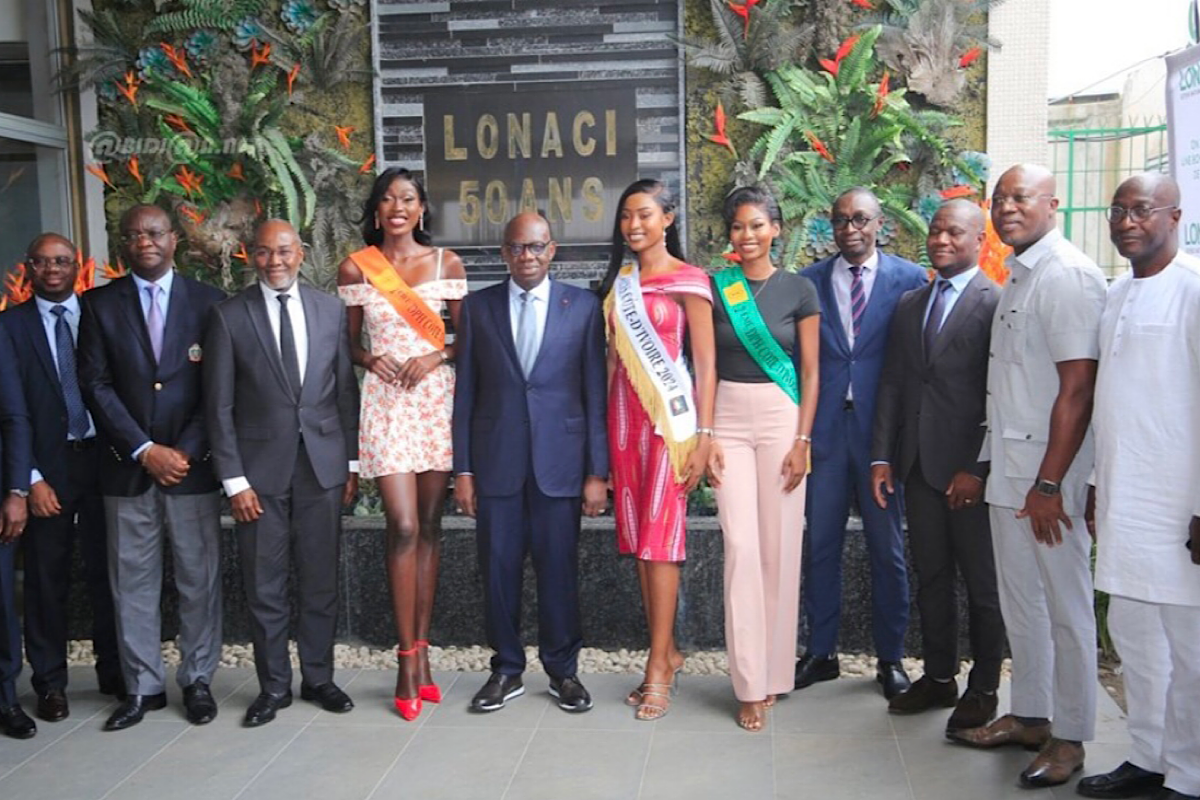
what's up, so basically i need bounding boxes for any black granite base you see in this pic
[63,515,988,659]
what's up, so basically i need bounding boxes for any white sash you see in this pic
[613,264,697,443]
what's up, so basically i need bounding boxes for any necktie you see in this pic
[923,278,953,358]
[515,291,538,377]
[849,265,866,339]
[145,284,164,363]
[51,305,90,440]
[278,293,302,398]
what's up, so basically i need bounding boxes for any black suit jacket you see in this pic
[203,283,359,496]
[78,272,225,496]
[0,324,31,494]
[871,270,998,491]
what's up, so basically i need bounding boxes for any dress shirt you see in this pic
[832,250,879,400]
[130,269,175,460]
[30,294,96,485]
[508,275,551,357]
[923,266,978,330]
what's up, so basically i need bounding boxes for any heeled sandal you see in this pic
[394,646,423,721]
[414,640,441,704]
[635,683,675,721]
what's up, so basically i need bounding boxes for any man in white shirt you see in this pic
[1077,174,1200,800]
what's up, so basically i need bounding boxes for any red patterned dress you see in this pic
[607,264,712,562]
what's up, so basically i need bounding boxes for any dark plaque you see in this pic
[424,85,637,247]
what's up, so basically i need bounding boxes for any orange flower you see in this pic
[287,63,301,96]
[959,47,982,69]
[127,156,144,186]
[250,41,272,69]
[76,256,95,293]
[335,125,355,151]
[835,35,860,63]
[179,204,207,225]
[979,206,1011,285]
[721,251,743,263]
[707,101,735,155]
[115,71,139,107]
[849,0,873,8]
[872,70,890,117]
[358,153,376,174]
[3,263,32,308]
[164,114,193,133]
[233,243,249,262]
[939,185,976,200]
[226,162,246,181]
[85,163,114,189]
[805,131,835,163]
[819,58,840,76]
[159,43,193,79]
[102,261,127,281]
[176,166,204,197]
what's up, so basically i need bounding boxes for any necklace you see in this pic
[749,269,777,300]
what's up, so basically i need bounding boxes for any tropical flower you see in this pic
[233,18,265,50]
[916,193,943,223]
[185,30,219,64]
[135,46,175,80]
[953,150,991,186]
[281,0,320,34]
[805,215,836,255]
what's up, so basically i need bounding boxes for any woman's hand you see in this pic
[781,440,809,493]
[366,353,404,384]
[395,351,443,389]
[706,439,725,488]
[681,437,711,492]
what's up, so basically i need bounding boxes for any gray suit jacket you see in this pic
[203,283,359,497]
[871,270,998,491]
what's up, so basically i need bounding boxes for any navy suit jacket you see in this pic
[452,279,608,498]
[78,272,225,496]
[801,252,927,461]
[0,324,31,494]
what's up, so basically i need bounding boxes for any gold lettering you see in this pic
[541,112,564,158]
[477,114,499,160]
[518,178,538,214]
[507,112,531,159]
[573,112,596,157]
[582,177,604,222]
[548,177,572,222]
[485,180,509,224]
[605,110,617,156]
[444,115,467,161]
[459,180,480,224]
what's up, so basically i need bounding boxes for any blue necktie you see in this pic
[51,305,90,440]
[515,292,538,377]
[923,279,952,359]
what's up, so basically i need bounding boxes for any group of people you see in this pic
[0,161,1194,799]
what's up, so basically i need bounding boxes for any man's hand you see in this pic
[230,488,264,524]
[0,494,29,543]
[945,471,984,511]
[1189,516,1200,566]
[141,444,190,487]
[706,440,725,488]
[29,480,62,518]
[870,464,894,509]
[1016,486,1072,546]
[342,474,359,509]
[582,476,607,517]
[1085,485,1096,541]
[455,474,477,518]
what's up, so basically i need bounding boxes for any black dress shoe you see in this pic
[470,673,524,713]
[794,654,839,690]
[300,682,354,714]
[36,688,70,722]
[0,704,36,739]
[548,676,593,713]
[98,675,127,699]
[1076,762,1165,798]
[887,675,956,715]
[183,680,218,725]
[876,661,911,700]
[946,688,998,732]
[244,691,293,727]
[104,693,167,732]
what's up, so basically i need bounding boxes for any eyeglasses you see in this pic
[1104,205,1178,223]
[503,242,550,257]
[25,255,76,270]
[990,193,1054,208]
[120,230,170,244]
[830,214,879,231]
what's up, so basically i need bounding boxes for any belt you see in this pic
[67,438,96,451]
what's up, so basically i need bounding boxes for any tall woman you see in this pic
[599,179,716,721]
[337,168,467,721]
[707,187,820,731]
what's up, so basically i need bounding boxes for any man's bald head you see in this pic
[27,232,75,256]
[991,163,1059,254]
[1109,173,1182,274]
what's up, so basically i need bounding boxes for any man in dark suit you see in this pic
[0,324,34,738]
[204,220,360,727]
[78,204,226,731]
[870,200,1005,732]
[0,233,123,726]
[797,187,927,699]
[453,212,608,713]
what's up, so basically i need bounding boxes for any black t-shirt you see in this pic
[711,270,821,383]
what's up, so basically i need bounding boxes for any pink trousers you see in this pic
[713,380,806,702]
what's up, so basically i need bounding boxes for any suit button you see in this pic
[153,382,163,391]
[1025,434,1032,440]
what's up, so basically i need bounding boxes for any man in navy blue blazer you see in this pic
[453,212,608,714]
[797,188,927,699]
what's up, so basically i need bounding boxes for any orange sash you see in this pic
[348,246,445,350]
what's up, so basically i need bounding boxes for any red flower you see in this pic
[849,0,873,8]
[287,64,300,96]
[805,131,835,163]
[335,125,355,151]
[359,153,376,174]
[159,43,192,79]
[250,41,272,69]
[939,185,977,200]
[819,58,840,76]
[233,243,249,262]
[85,163,114,189]
[872,70,890,117]
[707,101,736,154]
[959,47,982,69]
[721,251,743,263]
[127,156,143,187]
[727,0,760,34]
[835,35,860,63]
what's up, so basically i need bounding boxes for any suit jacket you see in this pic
[203,283,359,497]
[0,324,31,494]
[452,279,608,498]
[801,252,928,460]
[78,272,225,496]
[871,270,999,490]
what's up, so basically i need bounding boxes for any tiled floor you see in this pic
[0,666,1129,800]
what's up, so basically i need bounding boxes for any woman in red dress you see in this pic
[599,179,716,720]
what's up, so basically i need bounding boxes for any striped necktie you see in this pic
[849,265,866,339]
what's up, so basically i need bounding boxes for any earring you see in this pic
[374,213,380,230]
[419,213,425,232]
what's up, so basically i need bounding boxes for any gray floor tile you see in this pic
[503,728,650,800]
[640,731,773,800]
[325,669,463,726]
[898,736,1051,800]
[648,673,745,733]
[772,678,896,738]
[774,734,912,800]
[370,725,533,800]
[537,673,647,730]
[423,672,550,729]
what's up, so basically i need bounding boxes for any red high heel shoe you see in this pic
[394,646,422,721]
[415,640,442,703]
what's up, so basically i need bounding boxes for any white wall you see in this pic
[986,0,1051,182]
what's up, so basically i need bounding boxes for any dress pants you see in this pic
[105,486,222,695]
[23,443,120,694]
[713,381,805,702]
[237,443,341,695]
[1109,595,1200,796]
[989,506,1096,741]
[475,465,583,679]
[904,468,1004,690]
[0,541,20,706]
[804,403,909,661]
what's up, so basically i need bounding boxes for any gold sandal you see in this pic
[625,684,648,707]
[635,683,674,721]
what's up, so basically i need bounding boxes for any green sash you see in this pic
[713,267,800,404]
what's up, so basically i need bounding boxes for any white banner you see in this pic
[1167,44,1200,255]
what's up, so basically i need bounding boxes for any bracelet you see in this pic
[438,350,450,363]
[795,434,813,443]
[696,427,715,437]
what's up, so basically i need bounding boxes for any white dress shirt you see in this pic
[508,275,551,358]
[831,250,879,400]
[30,294,96,485]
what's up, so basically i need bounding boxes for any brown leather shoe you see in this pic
[887,675,957,715]
[946,688,998,732]
[945,713,1051,750]
[1020,738,1085,788]
[36,688,69,722]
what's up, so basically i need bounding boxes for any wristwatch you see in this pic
[1033,478,1061,497]
[8,489,29,498]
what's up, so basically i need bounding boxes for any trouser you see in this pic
[0,542,20,706]
[989,505,1096,741]
[713,381,805,701]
